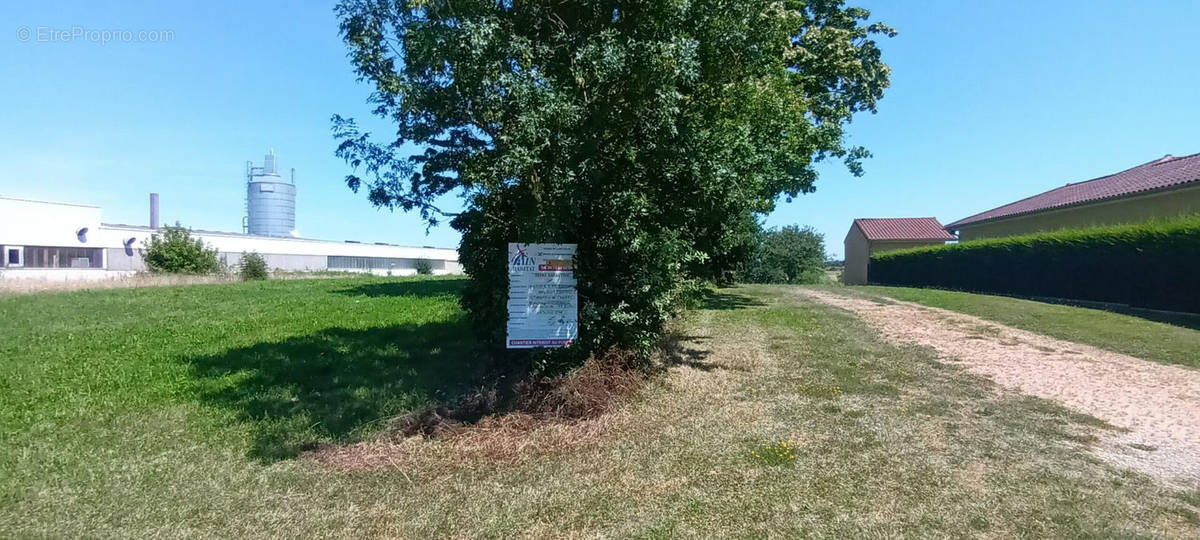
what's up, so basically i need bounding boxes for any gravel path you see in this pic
[797,287,1200,486]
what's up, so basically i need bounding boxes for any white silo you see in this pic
[244,149,296,237]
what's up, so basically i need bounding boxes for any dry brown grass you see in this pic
[308,410,634,472]
[0,272,238,294]
[306,350,648,470]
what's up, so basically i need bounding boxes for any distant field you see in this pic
[853,286,1200,369]
[2,278,1196,537]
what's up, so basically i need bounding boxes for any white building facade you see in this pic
[0,196,461,281]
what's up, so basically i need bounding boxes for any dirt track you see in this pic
[797,287,1200,486]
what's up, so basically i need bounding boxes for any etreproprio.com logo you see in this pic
[16,26,174,44]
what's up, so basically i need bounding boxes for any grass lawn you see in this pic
[2,278,1198,537]
[851,285,1200,369]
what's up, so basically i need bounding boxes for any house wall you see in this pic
[955,184,1200,241]
[843,226,869,285]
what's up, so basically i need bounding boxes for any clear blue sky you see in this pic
[2,1,1198,257]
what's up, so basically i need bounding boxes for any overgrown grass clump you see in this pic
[869,215,1200,312]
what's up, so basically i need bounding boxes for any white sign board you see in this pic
[506,243,578,348]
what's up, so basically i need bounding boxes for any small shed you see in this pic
[843,218,955,285]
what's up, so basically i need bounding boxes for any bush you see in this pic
[869,216,1200,312]
[239,252,269,281]
[415,259,433,275]
[739,225,828,284]
[142,226,223,274]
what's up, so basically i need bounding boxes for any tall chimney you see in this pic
[150,193,160,229]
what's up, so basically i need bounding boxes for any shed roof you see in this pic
[852,217,956,241]
[946,152,1200,229]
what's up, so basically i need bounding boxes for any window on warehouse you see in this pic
[22,246,103,268]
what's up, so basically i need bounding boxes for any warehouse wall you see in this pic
[105,248,147,271]
[222,252,327,272]
[843,226,870,285]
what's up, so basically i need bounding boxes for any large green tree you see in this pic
[333,0,892,368]
[740,224,828,284]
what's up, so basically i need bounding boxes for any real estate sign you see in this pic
[506,243,578,349]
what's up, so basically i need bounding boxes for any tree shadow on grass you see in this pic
[187,319,485,461]
[660,333,717,371]
[701,290,767,311]
[334,278,468,298]
[1011,295,1200,331]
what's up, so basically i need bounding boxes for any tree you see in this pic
[740,225,828,284]
[333,0,892,368]
[142,226,223,274]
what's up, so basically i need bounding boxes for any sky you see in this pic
[2,1,1198,258]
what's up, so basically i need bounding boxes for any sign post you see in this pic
[506,243,577,348]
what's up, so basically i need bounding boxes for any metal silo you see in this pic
[244,150,296,237]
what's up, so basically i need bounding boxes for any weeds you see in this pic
[750,440,797,466]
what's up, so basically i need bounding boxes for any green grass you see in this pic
[2,278,1197,537]
[852,285,1200,368]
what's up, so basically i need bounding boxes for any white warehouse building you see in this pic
[0,195,462,281]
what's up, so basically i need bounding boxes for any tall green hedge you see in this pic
[869,215,1200,313]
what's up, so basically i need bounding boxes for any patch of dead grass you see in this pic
[306,350,648,470]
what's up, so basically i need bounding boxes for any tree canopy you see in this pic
[334,0,892,367]
[739,224,828,284]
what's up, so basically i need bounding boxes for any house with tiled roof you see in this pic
[946,152,1200,241]
[843,217,955,285]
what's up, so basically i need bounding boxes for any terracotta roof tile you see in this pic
[947,152,1200,229]
[853,217,956,241]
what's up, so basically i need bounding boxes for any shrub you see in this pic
[142,226,223,274]
[739,225,828,284]
[415,259,433,275]
[238,252,269,281]
[869,215,1200,312]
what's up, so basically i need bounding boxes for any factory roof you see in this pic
[100,223,454,252]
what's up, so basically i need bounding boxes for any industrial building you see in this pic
[0,151,461,281]
[945,152,1200,241]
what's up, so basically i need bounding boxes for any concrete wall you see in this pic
[955,184,1200,241]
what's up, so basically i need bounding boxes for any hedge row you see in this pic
[868,215,1200,313]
